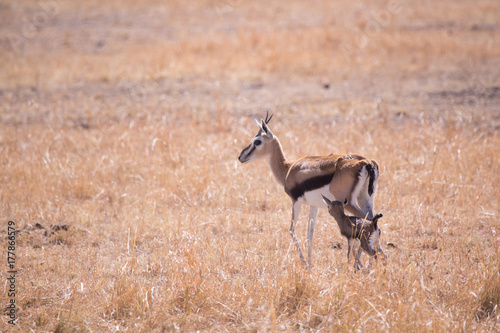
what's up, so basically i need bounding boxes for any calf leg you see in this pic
[347,238,355,260]
[354,246,364,270]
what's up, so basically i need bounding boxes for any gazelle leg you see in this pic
[356,185,374,220]
[349,198,369,220]
[307,206,319,267]
[354,246,364,270]
[347,238,354,261]
[290,201,305,264]
[347,238,362,270]
[378,245,387,259]
[366,194,375,220]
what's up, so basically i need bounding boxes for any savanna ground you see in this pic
[1,0,500,331]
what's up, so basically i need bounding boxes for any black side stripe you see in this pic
[286,173,334,201]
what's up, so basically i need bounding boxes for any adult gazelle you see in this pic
[238,113,380,266]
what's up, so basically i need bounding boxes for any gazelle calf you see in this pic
[238,113,380,266]
[322,195,385,270]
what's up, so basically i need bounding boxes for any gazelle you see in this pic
[238,113,380,266]
[322,195,385,270]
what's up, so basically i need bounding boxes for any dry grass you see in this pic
[1,0,499,331]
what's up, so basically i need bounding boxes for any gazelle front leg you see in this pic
[290,201,306,264]
[307,206,319,267]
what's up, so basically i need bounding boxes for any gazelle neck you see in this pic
[265,137,290,187]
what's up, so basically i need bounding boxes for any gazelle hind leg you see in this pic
[353,175,374,219]
[363,162,378,219]
[348,199,367,219]
[354,246,364,270]
[349,164,376,219]
[347,238,354,260]
[364,189,376,220]
[347,238,361,268]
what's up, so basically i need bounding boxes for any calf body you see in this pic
[322,195,385,269]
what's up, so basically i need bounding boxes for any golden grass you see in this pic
[1,0,500,331]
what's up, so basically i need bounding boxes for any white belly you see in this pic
[300,184,335,208]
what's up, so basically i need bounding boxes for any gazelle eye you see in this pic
[254,139,262,146]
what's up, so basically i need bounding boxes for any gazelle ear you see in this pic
[254,119,264,134]
[321,194,332,206]
[372,213,383,226]
[261,119,274,138]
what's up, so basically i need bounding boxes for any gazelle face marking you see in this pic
[238,135,266,163]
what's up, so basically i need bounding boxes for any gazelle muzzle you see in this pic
[238,144,255,163]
